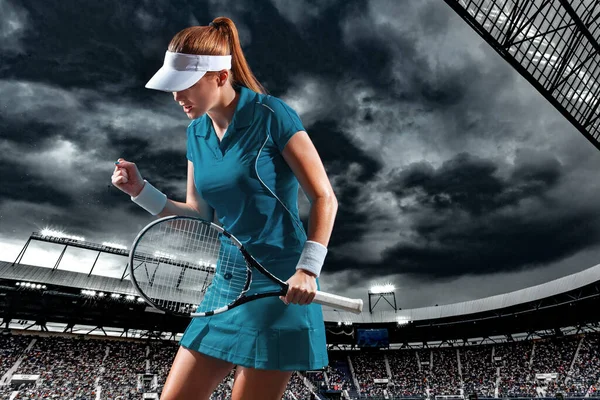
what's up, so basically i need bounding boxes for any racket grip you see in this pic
[313,291,363,314]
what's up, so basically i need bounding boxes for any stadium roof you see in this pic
[324,263,600,324]
[0,261,136,296]
[3,259,600,326]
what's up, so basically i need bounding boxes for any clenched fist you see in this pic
[280,269,317,306]
[111,158,145,197]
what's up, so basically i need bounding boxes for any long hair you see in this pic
[167,17,266,94]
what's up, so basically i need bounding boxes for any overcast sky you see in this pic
[1,0,600,310]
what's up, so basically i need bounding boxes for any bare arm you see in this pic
[281,131,338,247]
[157,161,216,222]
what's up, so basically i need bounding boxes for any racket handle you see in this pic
[313,291,363,314]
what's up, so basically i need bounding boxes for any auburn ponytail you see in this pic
[211,17,266,94]
[167,17,266,94]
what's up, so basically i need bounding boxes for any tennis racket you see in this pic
[128,215,363,317]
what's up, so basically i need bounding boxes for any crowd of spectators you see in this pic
[531,336,579,397]
[564,334,600,397]
[148,340,178,393]
[325,352,354,392]
[99,340,147,399]
[461,345,496,397]
[1,331,600,399]
[284,372,313,400]
[417,348,433,392]
[387,350,426,397]
[351,352,388,397]
[305,370,327,393]
[429,348,461,396]
[496,340,537,397]
[0,335,30,377]
[533,337,578,378]
[15,336,105,399]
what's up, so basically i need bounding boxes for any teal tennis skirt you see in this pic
[179,250,328,371]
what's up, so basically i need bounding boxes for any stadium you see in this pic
[1,225,600,399]
[2,0,600,399]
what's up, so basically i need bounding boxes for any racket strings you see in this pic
[131,218,249,315]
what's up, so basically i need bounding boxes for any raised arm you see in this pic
[157,161,215,221]
[112,158,216,221]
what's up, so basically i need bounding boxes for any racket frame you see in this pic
[129,215,363,316]
[128,216,288,317]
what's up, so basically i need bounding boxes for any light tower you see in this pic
[368,283,398,313]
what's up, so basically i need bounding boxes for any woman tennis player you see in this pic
[111,17,338,400]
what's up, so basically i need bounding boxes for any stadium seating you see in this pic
[0,331,599,399]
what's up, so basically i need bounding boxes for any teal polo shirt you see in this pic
[186,86,308,263]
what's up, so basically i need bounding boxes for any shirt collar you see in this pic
[232,85,256,130]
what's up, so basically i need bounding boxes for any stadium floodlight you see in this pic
[111,293,121,299]
[102,242,128,250]
[125,295,136,301]
[81,289,97,296]
[39,228,85,242]
[98,292,105,297]
[396,316,411,326]
[137,297,145,303]
[368,283,398,313]
[369,283,395,294]
[16,281,46,290]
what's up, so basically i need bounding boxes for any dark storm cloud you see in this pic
[305,119,383,247]
[326,150,600,278]
[2,0,600,308]
[391,152,561,215]
[0,158,72,206]
[0,119,57,145]
[1,0,195,92]
[0,0,28,54]
[186,0,387,96]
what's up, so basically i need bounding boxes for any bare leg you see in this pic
[160,346,234,400]
[231,366,293,400]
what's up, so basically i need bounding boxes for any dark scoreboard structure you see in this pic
[356,328,390,348]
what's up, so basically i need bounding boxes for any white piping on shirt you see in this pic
[255,102,305,234]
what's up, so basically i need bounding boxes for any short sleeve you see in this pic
[186,125,193,161]
[186,118,203,162]
[264,97,305,152]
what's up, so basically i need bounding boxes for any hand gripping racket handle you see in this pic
[313,291,363,314]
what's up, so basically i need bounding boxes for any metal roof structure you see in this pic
[443,0,600,149]
[0,261,136,296]
[325,262,600,323]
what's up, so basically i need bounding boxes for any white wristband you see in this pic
[296,240,328,277]
[131,180,167,216]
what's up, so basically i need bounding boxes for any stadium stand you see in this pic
[2,242,600,399]
[461,344,496,397]
[1,331,600,399]
[387,349,425,397]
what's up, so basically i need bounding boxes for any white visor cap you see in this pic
[145,51,232,92]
